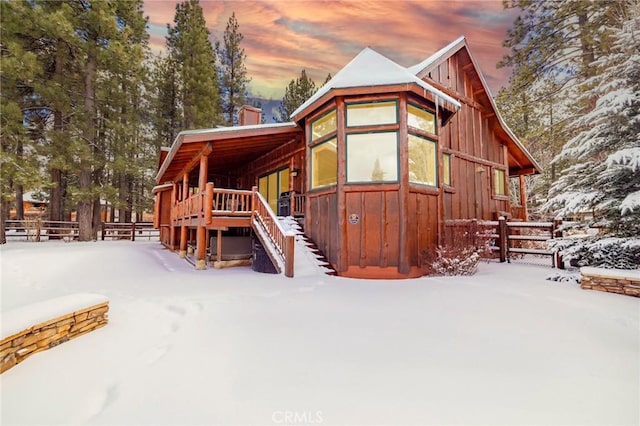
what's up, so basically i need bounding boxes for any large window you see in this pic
[259,168,290,212]
[311,109,337,141]
[346,132,398,183]
[408,104,436,134]
[346,101,397,127]
[494,169,506,196]
[311,138,337,189]
[408,134,437,186]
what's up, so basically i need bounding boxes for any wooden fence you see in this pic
[4,220,158,242]
[444,217,566,268]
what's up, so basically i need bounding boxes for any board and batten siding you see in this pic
[430,49,510,221]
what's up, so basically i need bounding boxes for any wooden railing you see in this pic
[443,217,565,268]
[4,220,158,241]
[170,183,295,277]
[252,189,295,277]
[291,191,306,217]
[213,188,253,216]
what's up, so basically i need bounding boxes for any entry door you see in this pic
[258,168,289,213]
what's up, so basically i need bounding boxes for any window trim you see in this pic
[493,168,507,197]
[309,137,338,190]
[345,130,400,184]
[407,103,437,136]
[345,100,399,128]
[310,108,337,143]
[407,132,438,188]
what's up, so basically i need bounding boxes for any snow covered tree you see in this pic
[497,1,633,205]
[544,9,640,268]
[216,12,251,126]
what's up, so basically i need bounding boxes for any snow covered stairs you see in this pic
[278,217,337,277]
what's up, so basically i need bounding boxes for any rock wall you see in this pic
[1,301,109,374]
[581,267,640,298]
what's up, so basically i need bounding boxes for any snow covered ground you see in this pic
[1,240,638,425]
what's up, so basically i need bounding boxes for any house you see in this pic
[153,37,541,279]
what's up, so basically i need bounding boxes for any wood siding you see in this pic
[238,137,305,193]
[430,49,510,221]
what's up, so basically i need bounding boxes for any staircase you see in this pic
[278,217,338,277]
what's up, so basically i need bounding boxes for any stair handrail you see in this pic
[251,187,295,277]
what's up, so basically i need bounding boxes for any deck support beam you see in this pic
[179,173,188,258]
[195,154,209,269]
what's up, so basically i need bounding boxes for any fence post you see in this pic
[552,218,564,269]
[498,216,508,263]
[35,218,41,242]
[101,222,106,241]
[470,219,478,248]
[131,222,136,242]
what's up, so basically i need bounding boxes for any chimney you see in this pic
[238,105,262,126]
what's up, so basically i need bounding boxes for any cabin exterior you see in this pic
[153,37,541,279]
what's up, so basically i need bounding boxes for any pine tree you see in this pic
[274,69,318,122]
[2,1,151,240]
[216,12,251,126]
[150,54,181,149]
[167,0,222,130]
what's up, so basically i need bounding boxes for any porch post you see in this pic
[179,173,188,258]
[195,154,209,270]
[519,175,528,221]
[169,184,177,248]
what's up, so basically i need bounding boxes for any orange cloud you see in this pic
[144,0,517,99]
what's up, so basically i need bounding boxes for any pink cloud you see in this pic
[144,0,517,99]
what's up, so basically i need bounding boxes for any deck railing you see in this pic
[213,188,253,216]
[252,189,295,277]
[291,191,306,217]
[170,184,295,277]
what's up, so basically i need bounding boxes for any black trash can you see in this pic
[278,191,291,216]
[251,236,279,274]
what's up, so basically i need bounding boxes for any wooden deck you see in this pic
[170,185,296,277]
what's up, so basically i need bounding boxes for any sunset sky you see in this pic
[143,0,519,100]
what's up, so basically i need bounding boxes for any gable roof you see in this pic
[290,47,461,120]
[410,37,542,175]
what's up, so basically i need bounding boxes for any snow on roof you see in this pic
[408,35,467,75]
[178,121,298,137]
[22,191,47,204]
[291,47,460,119]
[409,36,542,175]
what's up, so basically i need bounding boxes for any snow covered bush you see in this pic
[546,272,580,285]
[550,237,640,270]
[431,245,481,276]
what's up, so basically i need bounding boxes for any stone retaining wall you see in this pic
[1,297,109,374]
[581,267,640,298]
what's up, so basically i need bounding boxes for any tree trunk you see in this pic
[0,198,7,244]
[49,39,66,237]
[15,184,24,221]
[78,42,97,241]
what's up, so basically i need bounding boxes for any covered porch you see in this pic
[154,121,305,277]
